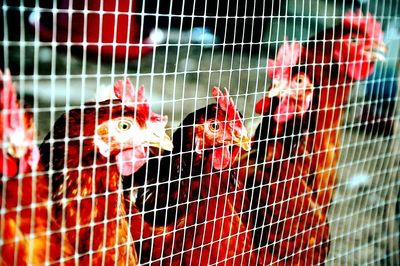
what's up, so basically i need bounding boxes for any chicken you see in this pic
[298,9,386,209]
[231,41,329,265]
[0,70,67,265]
[123,87,254,265]
[38,79,173,265]
[235,10,386,265]
[0,69,39,177]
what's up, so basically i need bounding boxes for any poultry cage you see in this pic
[0,0,399,265]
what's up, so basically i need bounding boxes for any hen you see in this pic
[38,80,173,265]
[298,9,386,209]
[233,41,329,265]
[124,87,254,265]
[0,70,59,265]
[0,69,38,177]
[237,10,386,265]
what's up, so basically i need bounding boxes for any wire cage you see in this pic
[1,0,399,265]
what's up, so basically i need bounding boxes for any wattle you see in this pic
[274,96,296,123]
[116,146,148,176]
[212,146,231,170]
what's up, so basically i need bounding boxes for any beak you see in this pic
[145,131,174,151]
[6,130,28,159]
[7,144,27,159]
[233,131,251,151]
[267,80,282,98]
[368,41,387,61]
[268,80,291,98]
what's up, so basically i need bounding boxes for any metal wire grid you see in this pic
[1,0,399,265]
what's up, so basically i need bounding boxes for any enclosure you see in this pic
[1,0,399,265]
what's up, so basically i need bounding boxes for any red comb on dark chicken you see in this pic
[38,80,172,265]
[114,80,169,126]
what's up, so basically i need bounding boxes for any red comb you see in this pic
[0,69,22,130]
[343,10,383,41]
[114,80,167,124]
[212,87,244,129]
[267,39,302,80]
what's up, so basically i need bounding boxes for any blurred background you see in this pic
[1,0,399,264]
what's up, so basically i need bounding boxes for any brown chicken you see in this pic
[0,69,39,177]
[300,10,386,209]
[235,10,386,265]
[38,80,172,265]
[123,87,254,265]
[0,70,65,265]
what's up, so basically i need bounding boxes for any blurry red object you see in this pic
[31,0,159,60]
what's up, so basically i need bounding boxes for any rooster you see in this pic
[239,10,386,265]
[38,79,173,265]
[123,87,254,265]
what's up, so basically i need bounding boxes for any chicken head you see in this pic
[255,40,313,124]
[192,87,251,170]
[333,10,386,80]
[94,80,173,176]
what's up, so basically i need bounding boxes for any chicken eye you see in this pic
[296,75,305,84]
[208,120,220,133]
[350,36,359,43]
[117,120,133,131]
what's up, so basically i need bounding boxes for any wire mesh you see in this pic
[1,0,399,265]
